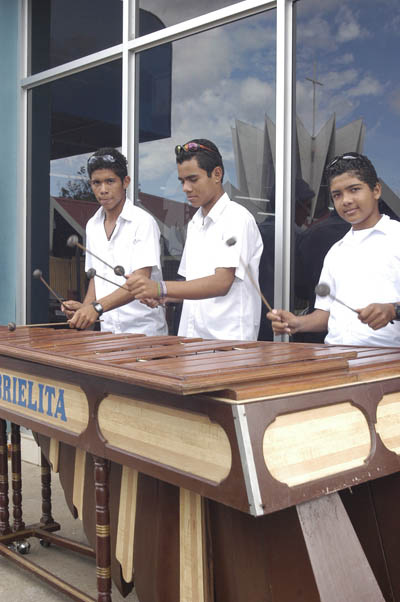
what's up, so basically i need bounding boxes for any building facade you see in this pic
[1,0,399,329]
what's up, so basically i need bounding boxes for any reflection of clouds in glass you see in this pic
[347,75,383,97]
[334,5,369,43]
[139,13,276,192]
[333,53,354,65]
[389,89,400,114]
[322,69,359,91]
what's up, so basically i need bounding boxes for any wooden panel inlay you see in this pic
[376,392,400,453]
[98,396,232,483]
[180,488,205,602]
[49,438,60,473]
[116,466,138,583]
[263,402,371,486]
[73,448,86,519]
[0,368,88,435]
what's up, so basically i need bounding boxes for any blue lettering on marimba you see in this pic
[0,372,67,423]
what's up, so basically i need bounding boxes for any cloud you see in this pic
[388,89,400,114]
[347,75,383,97]
[333,53,354,66]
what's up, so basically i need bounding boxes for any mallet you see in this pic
[67,235,126,278]
[86,268,130,292]
[32,269,64,305]
[315,283,358,313]
[8,321,70,331]
[226,236,273,312]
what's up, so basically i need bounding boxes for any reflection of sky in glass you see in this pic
[51,2,400,201]
[296,0,400,194]
[51,10,276,201]
[138,11,276,200]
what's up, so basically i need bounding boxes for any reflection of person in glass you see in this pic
[62,147,168,335]
[258,178,315,341]
[268,153,400,346]
[126,139,263,340]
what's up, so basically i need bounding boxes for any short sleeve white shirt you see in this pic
[85,198,168,335]
[315,215,400,347]
[177,193,263,341]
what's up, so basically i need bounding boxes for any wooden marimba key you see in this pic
[0,326,400,600]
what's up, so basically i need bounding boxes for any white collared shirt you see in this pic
[315,215,400,347]
[85,198,168,335]
[178,193,263,341]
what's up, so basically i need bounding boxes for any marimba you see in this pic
[0,326,400,601]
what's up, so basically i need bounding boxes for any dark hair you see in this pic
[325,152,379,190]
[87,147,128,181]
[175,138,224,182]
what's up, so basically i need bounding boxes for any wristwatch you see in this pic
[91,302,104,317]
[393,303,400,321]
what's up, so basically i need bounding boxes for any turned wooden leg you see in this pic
[94,455,112,602]
[0,419,11,535]
[10,423,25,532]
[40,451,55,526]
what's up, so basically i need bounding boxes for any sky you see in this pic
[50,0,400,202]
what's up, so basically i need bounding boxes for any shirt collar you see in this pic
[93,196,133,223]
[339,214,388,245]
[192,192,230,225]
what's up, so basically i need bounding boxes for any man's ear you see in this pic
[213,166,223,183]
[123,175,131,190]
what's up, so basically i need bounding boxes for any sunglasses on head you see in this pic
[87,154,117,166]
[175,142,217,157]
[327,152,362,169]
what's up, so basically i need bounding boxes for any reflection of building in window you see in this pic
[231,114,400,342]
[230,115,400,220]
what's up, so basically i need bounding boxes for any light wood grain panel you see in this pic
[263,402,371,486]
[180,488,205,602]
[98,396,231,483]
[0,367,88,434]
[49,438,60,472]
[376,391,400,453]
[115,466,138,583]
[73,448,86,519]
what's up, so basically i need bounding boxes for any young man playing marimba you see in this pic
[126,139,263,341]
[267,152,400,346]
[62,147,168,336]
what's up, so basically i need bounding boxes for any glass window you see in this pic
[30,0,122,74]
[136,10,277,337]
[293,0,400,342]
[29,60,122,324]
[138,1,244,35]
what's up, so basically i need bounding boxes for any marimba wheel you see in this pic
[17,540,31,555]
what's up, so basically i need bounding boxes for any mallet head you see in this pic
[67,234,79,248]
[8,322,16,331]
[32,269,43,279]
[86,268,96,280]
[226,236,237,247]
[315,282,331,298]
[114,265,125,277]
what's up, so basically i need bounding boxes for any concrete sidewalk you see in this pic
[0,459,139,601]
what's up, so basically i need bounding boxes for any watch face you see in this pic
[395,304,400,320]
[92,302,103,315]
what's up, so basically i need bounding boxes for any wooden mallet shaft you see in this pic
[7,321,101,331]
[225,237,273,312]
[67,235,127,278]
[32,269,64,305]
[86,268,130,292]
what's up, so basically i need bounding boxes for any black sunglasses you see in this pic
[327,152,362,169]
